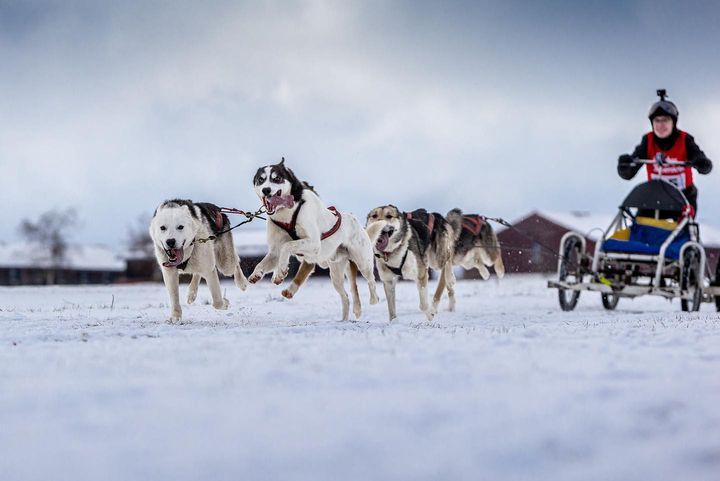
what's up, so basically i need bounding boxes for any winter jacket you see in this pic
[617,129,712,210]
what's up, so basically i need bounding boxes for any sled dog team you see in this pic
[149,159,504,322]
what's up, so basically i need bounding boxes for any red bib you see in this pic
[645,130,693,189]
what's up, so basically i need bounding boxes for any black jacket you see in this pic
[617,130,712,210]
[617,130,713,180]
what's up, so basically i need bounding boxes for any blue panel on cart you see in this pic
[602,224,689,260]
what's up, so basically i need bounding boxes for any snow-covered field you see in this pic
[1,275,719,481]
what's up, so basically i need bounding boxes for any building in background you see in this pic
[0,242,125,285]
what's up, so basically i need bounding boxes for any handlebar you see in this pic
[628,158,691,167]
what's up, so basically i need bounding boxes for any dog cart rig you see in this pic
[547,159,720,312]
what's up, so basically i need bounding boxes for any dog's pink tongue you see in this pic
[163,247,185,267]
[375,232,390,252]
[267,194,295,210]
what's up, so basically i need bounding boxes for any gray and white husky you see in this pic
[366,206,457,321]
[446,208,505,280]
[149,199,248,322]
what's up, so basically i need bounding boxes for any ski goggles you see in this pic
[648,100,678,119]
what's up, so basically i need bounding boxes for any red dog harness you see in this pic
[461,214,486,236]
[406,211,435,237]
[272,200,342,241]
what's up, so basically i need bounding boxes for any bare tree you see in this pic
[18,208,79,283]
[126,213,155,257]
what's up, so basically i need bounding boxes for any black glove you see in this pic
[618,154,634,165]
[690,156,713,174]
[617,154,640,180]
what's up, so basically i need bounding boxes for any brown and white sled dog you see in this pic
[249,158,379,320]
[149,199,249,322]
[446,209,505,280]
[366,206,456,321]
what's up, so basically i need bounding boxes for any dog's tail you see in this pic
[446,208,464,244]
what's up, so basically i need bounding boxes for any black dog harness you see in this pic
[378,210,434,278]
[384,246,410,277]
[271,200,343,241]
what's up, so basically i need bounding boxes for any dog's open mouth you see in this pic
[163,247,185,267]
[375,228,394,253]
[263,191,295,215]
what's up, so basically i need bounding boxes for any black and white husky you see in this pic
[446,208,505,280]
[149,199,248,322]
[250,158,379,320]
[366,206,457,321]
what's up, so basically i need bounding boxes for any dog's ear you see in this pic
[280,157,285,165]
[187,204,203,232]
[149,205,160,240]
[282,164,306,202]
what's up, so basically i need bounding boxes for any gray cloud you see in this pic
[1,0,719,246]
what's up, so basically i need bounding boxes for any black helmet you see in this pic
[648,89,678,121]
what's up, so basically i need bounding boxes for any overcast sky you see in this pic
[2,0,719,247]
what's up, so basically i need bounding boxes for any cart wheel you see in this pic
[601,293,619,310]
[558,236,582,311]
[680,246,702,312]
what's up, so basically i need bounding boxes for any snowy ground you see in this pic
[1,275,719,481]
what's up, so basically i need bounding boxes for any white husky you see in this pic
[149,199,248,322]
[249,158,379,320]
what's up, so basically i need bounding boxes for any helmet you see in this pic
[648,89,678,121]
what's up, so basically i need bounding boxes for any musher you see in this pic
[617,89,712,215]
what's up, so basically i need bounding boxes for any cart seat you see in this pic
[602,217,689,260]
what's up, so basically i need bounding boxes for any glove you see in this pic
[689,156,713,174]
[654,152,667,165]
[618,154,634,165]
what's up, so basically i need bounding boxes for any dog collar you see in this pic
[271,199,306,240]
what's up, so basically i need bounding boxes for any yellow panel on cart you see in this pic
[610,228,630,240]
[635,216,677,230]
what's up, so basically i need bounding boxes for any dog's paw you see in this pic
[281,288,294,299]
[167,311,183,324]
[213,298,229,310]
[272,268,288,285]
[187,290,198,305]
[248,270,264,284]
[235,274,249,291]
